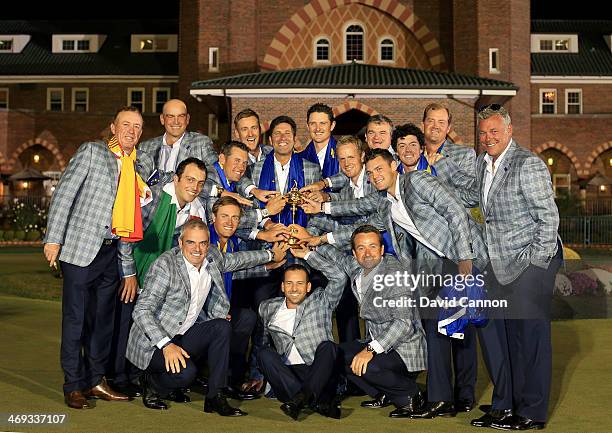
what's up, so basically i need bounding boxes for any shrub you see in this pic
[3,230,14,241]
[13,230,26,241]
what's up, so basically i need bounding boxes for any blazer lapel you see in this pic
[175,251,192,301]
[105,145,119,197]
[176,132,191,166]
[207,255,226,299]
[484,141,516,216]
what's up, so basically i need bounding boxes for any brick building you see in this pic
[1,1,611,199]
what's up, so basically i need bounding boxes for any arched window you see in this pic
[345,24,364,62]
[314,38,330,62]
[379,38,394,62]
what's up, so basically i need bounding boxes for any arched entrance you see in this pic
[333,108,371,138]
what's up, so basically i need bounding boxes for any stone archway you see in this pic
[262,0,447,71]
[533,141,581,176]
[7,138,66,173]
[331,101,378,136]
[583,140,612,177]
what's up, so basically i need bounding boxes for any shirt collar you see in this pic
[350,167,366,190]
[274,154,291,170]
[182,254,209,274]
[162,132,185,148]
[484,138,513,173]
[386,175,401,203]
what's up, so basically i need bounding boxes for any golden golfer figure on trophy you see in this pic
[284,180,306,246]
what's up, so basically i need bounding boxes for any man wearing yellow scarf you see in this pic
[43,106,150,410]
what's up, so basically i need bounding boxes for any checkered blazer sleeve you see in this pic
[408,173,475,261]
[434,157,480,208]
[520,155,560,268]
[327,171,349,190]
[221,249,271,273]
[44,142,93,244]
[328,191,381,218]
[132,256,173,346]
[306,250,347,310]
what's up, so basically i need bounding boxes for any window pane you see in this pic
[154,89,169,113]
[156,38,168,50]
[49,90,63,111]
[346,25,363,33]
[555,39,569,50]
[77,40,90,50]
[380,39,394,61]
[567,92,580,104]
[567,104,580,114]
[346,25,364,61]
[62,40,75,51]
[542,105,555,114]
[0,40,13,51]
[316,39,329,61]
[74,90,87,112]
[490,50,498,69]
[539,40,552,50]
[542,91,555,104]
[0,90,8,108]
[140,39,153,50]
[130,90,144,112]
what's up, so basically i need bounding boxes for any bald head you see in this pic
[160,99,190,144]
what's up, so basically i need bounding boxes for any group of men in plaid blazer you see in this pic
[44,98,561,430]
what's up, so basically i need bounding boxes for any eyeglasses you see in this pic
[477,103,503,112]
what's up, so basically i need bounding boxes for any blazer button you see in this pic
[105,225,109,229]
[179,322,183,325]
[485,220,490,224]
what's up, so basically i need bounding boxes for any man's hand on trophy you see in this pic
[300,196,323,214]
[265,258,287,271]
[299,180,327,193]
[270,241,290,262]
[303,190,330,203]
[289,243,311,259]
[265,194,288,216]
[221,190,253,207]
[252,188,281,203]
[257,224,291,243]
[305,234,327,247]
[287,224,311,240]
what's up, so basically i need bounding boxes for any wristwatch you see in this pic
[261,208,270,218]
[366,343,376,354]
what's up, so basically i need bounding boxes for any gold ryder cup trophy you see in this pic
[284,180,305,246]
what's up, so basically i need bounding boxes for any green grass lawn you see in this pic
[0,247,611,432]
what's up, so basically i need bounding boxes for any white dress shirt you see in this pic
[156,256,212,348]
[159,132,185,172]
[349,167,366,199]
[274,156,292,193]
[483,138,513,209]
[316,143,328,170]
[387,178,445,257]
[271,300,305,365]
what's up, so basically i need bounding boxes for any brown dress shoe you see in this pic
[65,391,93,409]
[86,377,131,401]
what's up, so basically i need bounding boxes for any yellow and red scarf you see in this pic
[108,136,147,242]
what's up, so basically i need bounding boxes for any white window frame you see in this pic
[208,114,219,140]
[52,35,104,53]
[313,37,331,64]
[127,87,145,113]
[489,48,500,73]
[152,87,171,113]
[530,34,578,53]
[208,47,219,72]
[553,173,571,198]
[378,36,395,64]
[539,88,557,114]
[71,88,89,112]
[343,21,365,63]
[565,88,582,114]
[0,88,8,109]
[47,88,64,111]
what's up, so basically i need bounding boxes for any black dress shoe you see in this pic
[280,391,307,421]
[491,415,545,430]
[164,389,191,403]
[408,401,457,419]
[204,392,247,417]
[471,409,513,427]
[388,391,424,418]
[223,386,259,401]
[455,399,475,412]
[361,393,392,409]
[316,399,342,419]
[139,374,167,410]
[113,382,143,398]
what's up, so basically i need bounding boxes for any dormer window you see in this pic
[0,35,31,53]
[531,34,578,53]
[52,35,105,53]
[0,39,13,52]
[131,35,178,52]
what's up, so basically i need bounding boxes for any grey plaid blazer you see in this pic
[317,245,426,372]
[126,245,271,370]
[431,140,476,178]
[258,250,346,365]
[44,140,149,267]
[435,140,560,284]
[328,173,488,271]
[138,131,218,183]
[248,144,274,167]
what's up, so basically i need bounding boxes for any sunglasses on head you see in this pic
[477,103,503,112]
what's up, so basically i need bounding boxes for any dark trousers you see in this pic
[503,247,562,422]
[423,318,477,403]
[147,318,231,398]
[340,340,420,407]
[60,241,120,394]
[229,307,256,386]
[334,281,361,343]
[258,341,339,404]
[107,295,140,384]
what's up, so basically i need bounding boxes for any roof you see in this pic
[531,20,612,76]
[191,62,517,97]
[0,20,178,76]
